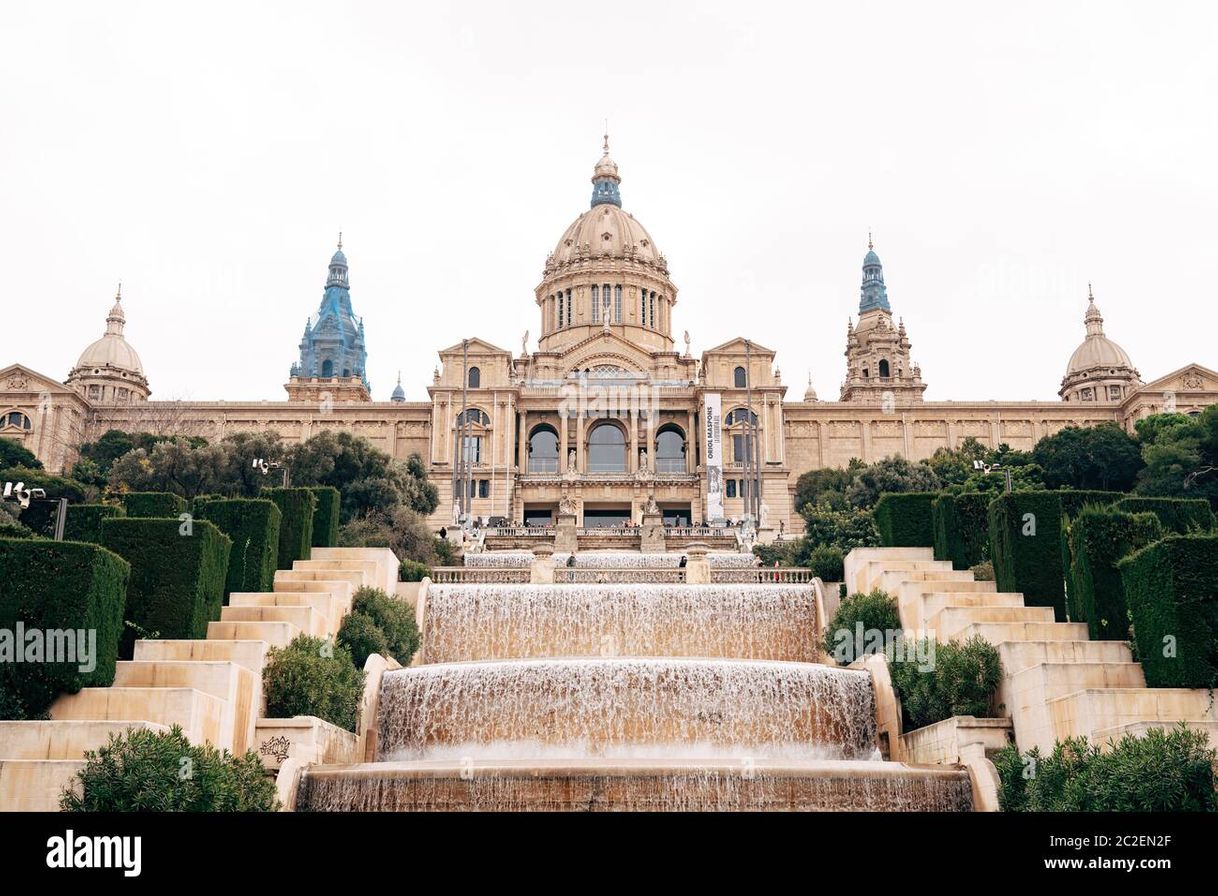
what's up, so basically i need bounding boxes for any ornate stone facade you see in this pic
[3,140,1216,538]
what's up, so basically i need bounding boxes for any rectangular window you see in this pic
[614,285,622,322]
[732,434,755,465]
[462,436,483,464]
[558,294,564,328]
[650,294,656,330]
[640,288,647,327]
[478,479,490,499]
[726,479,737,498]
[591,285,600,322]
[566,290,572,327]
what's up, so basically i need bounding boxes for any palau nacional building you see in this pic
[4,139,1217,538]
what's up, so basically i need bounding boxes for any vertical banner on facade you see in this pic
[704,392,724,521]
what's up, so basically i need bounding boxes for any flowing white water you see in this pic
[376,657,878,761]
[465,550,757,569]
[421,583,817,663]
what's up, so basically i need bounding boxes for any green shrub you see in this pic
[433,536,457,566]
[799,506,880,552]
[1054,490,1123,519]
[970,560,994,581]
[263,635,365,731]
[1114,497,1215,534]
[807,544,844,582]
[196,498,282,597]
[63,503,126,544]
[262,487,317,570]
[988,492,1067,621]
[932,492,991,570]
[8,465,88,536]
[309,486,341,548]
[1119,535,1218,688]
[121,492,188,518]
[0,516,35,540]
[994,725,1217,811]
[99,517,231,658]
[337,586,419,667]
[1067,508,1163,639]
[872,492,937,547]
[0,539,130,718]
[60,724,278,811]
[399,559,430,582]
[889,635,1003,730]
[822,588,901,663]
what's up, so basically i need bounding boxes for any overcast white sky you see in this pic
[3,1,1215,404]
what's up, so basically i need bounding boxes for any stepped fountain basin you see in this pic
[296,758,974,811]
[377,657,876,760]
[421,584,817,663]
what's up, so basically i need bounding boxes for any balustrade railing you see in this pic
[554,568,687,584]
[430,567,532,583]
[576,527,639,537]
[710,567,812,584]
[481,526,554,537]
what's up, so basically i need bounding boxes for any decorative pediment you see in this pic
[701,337,777,359]
[558,332,655,375]
[436,337,512,358]
[1135,363,1218,395]
[0,364,77,397]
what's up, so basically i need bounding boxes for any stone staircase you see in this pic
[844,547,1218,754]
[0,547,397,811]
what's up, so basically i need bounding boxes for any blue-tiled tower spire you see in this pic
[290,234,370,388]
[858,232,891,314]
[590,131,622,208]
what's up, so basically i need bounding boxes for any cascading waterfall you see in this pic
[297,575,975,812]
[464,550,756,569]
[421,583,817,663]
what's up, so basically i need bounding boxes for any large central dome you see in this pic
[534,138,678,356]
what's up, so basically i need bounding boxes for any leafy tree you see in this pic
[262,635,365,732]
[821,588,901,661]
[288,431,438,522]
[220,430,289,496]
[338,506,439,565]
[846,455,941,509]
[0,437,42,470]
[1133,407,1218,506]
[107,439,231,498]
[1031,423,1143,491]
[799,505,879,552]
[793,460,862,513]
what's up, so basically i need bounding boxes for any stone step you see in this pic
[1004,664,1148,752]
[252,716,362,772]
[996,640,1135,676]
[928,605,1056,641]
[133,639,268,678]
[207,620,301,648]
[220,605,327,637]
[0,720,169,761]
[909,592,1025,631]
[0,759,84,812]
[272,578,354,598]
[845,548,935,593]
[51,687,226,746]
[275,569,366,590]
[230,592,349,633]
[292,558,380,583]
[863,561,956,592]
[953,621,1090,645]
[1047,688,1218,748]
[310,547,400,593]
[1091,720,1218,750]
[113,661,257,754]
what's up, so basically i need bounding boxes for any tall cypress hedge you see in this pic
[1054,490,1123,519]
[988,492,1067,620]
[122,492,188,518]
[100,517,232,658]
[872,492,937,547]
[1113,497,1215,535]
[0,539,130,718]
[196,498,282,597]
[309,486,341,548]
[1119,535,1218,688]
[262,487,316,570]
[1067,508,1163,640]
[63,503,126,544]
[932,492,991,570]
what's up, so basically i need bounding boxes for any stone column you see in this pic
[517,408,528,472]
[576,411,586,472]
[629,408,638,472]
[683,542,711,584]
[558,411,569,471]
[686,408,695,473]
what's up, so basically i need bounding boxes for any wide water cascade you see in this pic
[297,574,975,811]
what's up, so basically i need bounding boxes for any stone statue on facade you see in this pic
[644,494,660,516]
[559,493,578,516]
[521,330,529,356]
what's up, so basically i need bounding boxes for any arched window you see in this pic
[321,359,334,377]
[528,424,560,473]
[2,411,32,431]
[457,408,491,427]
[588,422,627,473]
[734,366,747,388]
[878,359,890,378]
[655,425,686,473]
[724,408,759,427]
[468,367,481,388]
[724,408,759,466]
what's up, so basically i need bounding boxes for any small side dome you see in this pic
[390,371,406,403]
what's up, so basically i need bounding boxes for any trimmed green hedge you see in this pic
[888,635,1003,730]
[989,492,1067,621]
[1119,535,1218,688]
[100,517,232,658]
[196,499,282,597]
[1055,490,1123,519]
[0,539,130,718]
[309,486,340,548]
[873,493,937,547]
[933,492,991,570]
[262,488,317,570]
[63,504,126,545]
[1113,497,1215,535]
[1068,508,1163,640]
[122,492,188,518]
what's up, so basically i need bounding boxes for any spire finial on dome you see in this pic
[590,129,622,208]
[603,121,609,155]
[337,231,343,251]
[1088,281,1093,301]
[115,282,122,302]
[868,230,873,250]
